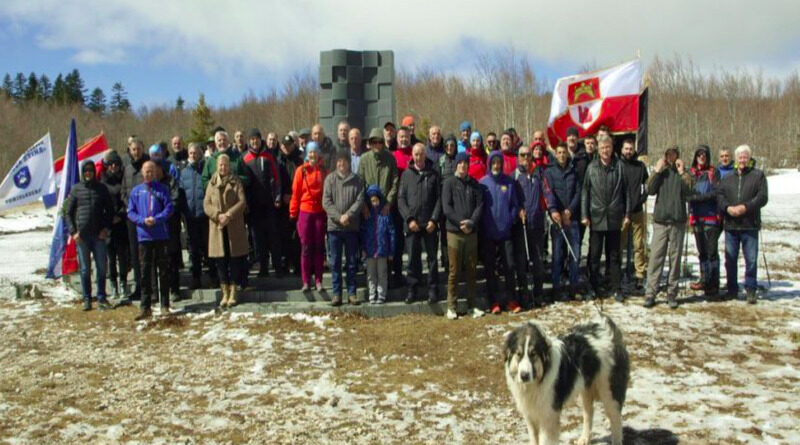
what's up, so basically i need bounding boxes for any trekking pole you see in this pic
[522,219,531,266]
[759,230,772,290]
[559,223,579,264]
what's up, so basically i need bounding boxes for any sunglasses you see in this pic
[519,152,532,158]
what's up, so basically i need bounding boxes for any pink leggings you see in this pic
[297,211,326,285]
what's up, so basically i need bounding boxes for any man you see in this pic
[716,147,735,180]
[149,144,182,302]
[619,138,649,291]
[481,151,519,314]
[457,121,471,153]
[485,132,499,153]
[311,123,336,170]
[179,142,216,289]
[171,136,187,164]
[398,143,441,304]
[442,152,485,320]
[581,134,630,302]
[394,126,414,174]
[401,115,419,145]
[438,134,459,274]
[568,127,591,253]
[128,161,173,320]
[544,142,582,302]
[265,132,280,158]
[100,151,129,299]
[335,121,351,152]
[358,128,401,286]
[243,128,284,277]
[298,128,311,151]
[383,121,398,151]
[204,136,216,158]
[120,138,149,303]
[584,135,598,161]
[688,144,721,297]
[425,125,444,165]
[233,130,247,153]
[596,125,611,143]
[202,130,249,190]
[566,127,581,155]
[499,131,518,176]
[532,130,547,146]
[276,135,304,275]
[642,147,693,309]
[66,160,113,311]
[717,144,768,304]
[322,151,365,306]
[348,128,363,174]
[514,145,546,308]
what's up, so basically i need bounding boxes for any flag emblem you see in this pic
[13,166,31,189]
[568,78,600,105]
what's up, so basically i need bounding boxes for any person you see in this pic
[128,161,173,320]
[485,132,499,153]
[202,130,249,190]
[531,130,547,146]
[467,132,487,181]
[204,136,216,158]
[66,160,113,311]
[335,121,351,152]
[204,154,249,308]
[362,185,395,304]
[499,131,517,176]
[619,138,649,291]
[298,128,311,151]
[311,124,337,170]
[120,138,149,304]
[688,145,721,297]
[481,151,519,314]
[457,121,471,153]
[265,132,280,158]
[568,128,591,254]
[717,144,768,304]
[544,143,582,302]
[171,136,188,164]
[583,135,598,161]
[233,130,247,153]
[348,128,363,174]
[290,142,328,291]
[715,146,735,180]
[642,147,693,309]
[179,142,216,289]
[438,134,459,274]
[243,127,284,277]
[322,151,365,306]
[398,143,441,304]
[425,125,444,165]
[358,128,401,285]
[99,150,129,299]
[383,121,398,151]
[530,141,552,170]
[148,144,182,302]
[442,152,485,320]
[401,115,419,145]
[581,134,630,302]
[394,126,414,174]
[513,145,546,309]
[276,135,304,275]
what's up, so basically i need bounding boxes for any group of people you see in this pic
[64,115,769,320]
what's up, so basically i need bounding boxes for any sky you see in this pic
[1,0,799,109]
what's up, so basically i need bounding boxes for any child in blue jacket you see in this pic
[361,185,395,303]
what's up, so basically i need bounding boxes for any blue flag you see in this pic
[46,119,80,279]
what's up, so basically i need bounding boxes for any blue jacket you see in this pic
[715,163,735,180]
[514,166,546,230]
[479,156,518,241]
[127,180,173,242]
[543,161,580,215]
[178,160,205,219]
[361,185,396,258]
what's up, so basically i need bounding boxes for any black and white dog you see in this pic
[504,315,630,445]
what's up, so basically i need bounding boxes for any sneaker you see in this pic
[404,290,415,304]
[82,300,91,311]
[301,283,311,292]
[506,300,522,314]
[113,298,132,308]
[746,289,757,304]
[668,297,679,309]
[643,296,656,308]
[446,309,458,320]
[613,291,625,303]
[315,282,324,292]
[97,300,111,311]
[348,295,360,306]
[490,303,501,315]
[471,307,485,318]
[134,308,152,321]
[689,281,704,291]
[331,294,343,307]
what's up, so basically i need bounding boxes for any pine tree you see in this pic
[1,74,11,99]
[24,72,39,102]
[175,95,185,111]
[109,82,131,113]
[87,87,106,114]
[12,73,26,101]
[52,74,66,105]
[189,94,215,143]
[64,69,85,104]
[38,74,52,102]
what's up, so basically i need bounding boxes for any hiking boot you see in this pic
[219,283,230,308]
[331,294,343,307]
[134,308,152,321]
[97,300,111,311]
[301,283,310,292]
[427,288,438,305]
[690,281,704,291]
[446,309,458,320]
[471,307,485,318]
[643,296,656,308]
[613,291,625,303]
[82,299,91,311]
[113,297,132,308]
[490,303,502,315]
[506,300,522,314]
[668,296,679,309]
[315,281,324,292]
[746,289,757,304]
[348,294,360,306]
[228,286,238,307]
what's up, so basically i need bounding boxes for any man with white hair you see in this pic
[335,121,351,152]
[716,144,768,304]
[202,130,249,190]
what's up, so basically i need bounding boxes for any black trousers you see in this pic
[215,228,246,287]
[513,223,544,302]
[589,229,622,292]
[694,223,721,291]
[107,222,129,286]
[126,220,141,296]
[139,240,169,310]
[278,206,300,273]
[165,215,182,294]
[481,237,516,306]
[392,209,404,278]
[185,215,215,279]
[249,211,283,272]
[405,229,439,294]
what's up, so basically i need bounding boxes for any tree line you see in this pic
[0,69,131,114]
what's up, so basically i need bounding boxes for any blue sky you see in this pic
[1,0,799,109]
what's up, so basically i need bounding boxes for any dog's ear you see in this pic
[503,330,518,362]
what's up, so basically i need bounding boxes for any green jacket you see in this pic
[357,148,399,206]
[647,166,693,225]
[202,148,249,191]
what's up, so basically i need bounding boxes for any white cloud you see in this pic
[2,0,800,82]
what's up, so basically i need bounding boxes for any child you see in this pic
[361,185,395,304]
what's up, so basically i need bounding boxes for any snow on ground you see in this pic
[0,171,798,444]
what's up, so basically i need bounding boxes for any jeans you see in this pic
[405,229,439,295]
[366,257,388,302]
[328,231,359,296]
[694,223,721,291]
[76,234,108,302]
[725,229,758,293]
[551,222,581,290]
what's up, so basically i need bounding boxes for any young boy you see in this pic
[361,185,395,304]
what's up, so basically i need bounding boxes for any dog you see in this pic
[504,315,630,445]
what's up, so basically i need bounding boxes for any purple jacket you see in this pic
[127,180,173,242]
[480,157,519,241]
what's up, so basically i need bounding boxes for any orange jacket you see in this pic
[290,162,327,217]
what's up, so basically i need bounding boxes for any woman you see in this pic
[204,154,249,308]
[688,144,721,297]
[467,132,487,181]
[289,142,328,291]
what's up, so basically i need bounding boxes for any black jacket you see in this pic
[571,148,590,217]
[438,152,458,185]
[121,154,149,203]
[100,168,126,224]
[244,144,282,212]
[398,159,441,232]
[441,174,484,233]
[620,157,649,214]
[581,158,630,231]
[65,179,113,239]
[716,164,768,230]
[543,161,580,215]
[647,166,693,225]
[276,148,305,198]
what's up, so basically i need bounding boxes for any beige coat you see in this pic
[204,173,249,258]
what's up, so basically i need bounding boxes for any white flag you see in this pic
[0,133,56,212]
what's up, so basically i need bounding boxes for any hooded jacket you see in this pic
[127,179,173,242]
[479,152,519,240]
[647,164,693,225]
[688,145,720,226]
[361,185,396,258]
[243,142,282,212]
[322,169,365,232]
[619,155,649,214]
[425,140,445,165]
[99,162,126,225]
[581,157,630,231]
[397,158,442,232]
[716,160,768,231]
[66,163,114,239]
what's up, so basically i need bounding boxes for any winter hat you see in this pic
[459,121,472,132]
[444,134,457,146]
[247,128,262,140]
[455,152,469,165]
[148,144,162,159]
[104,149,122,165]
[401,115,415,127]
[530,140,546,150]
[470,131,482,144]
[306,141,319,153]
[566,127,579,137]
[366,184,384,201]
[282,134,295,145]
[299,128,311,137]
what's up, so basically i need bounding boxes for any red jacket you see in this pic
[290,162,327,218]
[502,150,517,176]
[468,147,488,181]
[393,145,413,175]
